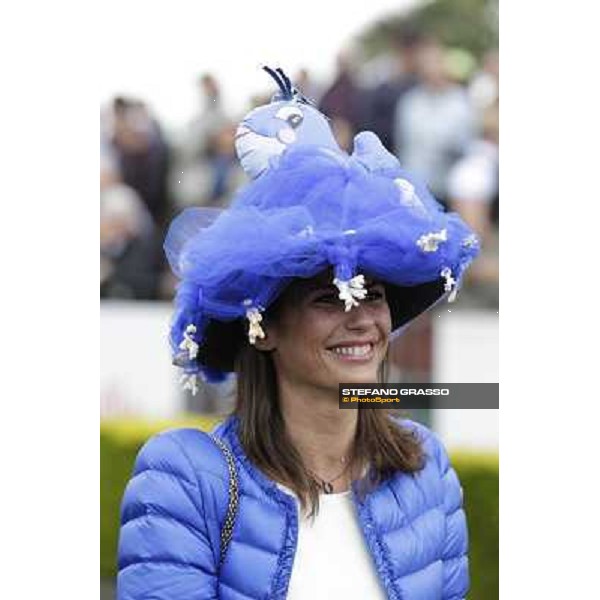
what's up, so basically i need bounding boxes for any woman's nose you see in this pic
[343,303,376,331]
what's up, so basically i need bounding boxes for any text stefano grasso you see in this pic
[341,388,450,396]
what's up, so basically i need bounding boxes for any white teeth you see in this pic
[330,344,371,357]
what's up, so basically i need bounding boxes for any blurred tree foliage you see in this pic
[359,0,498,60]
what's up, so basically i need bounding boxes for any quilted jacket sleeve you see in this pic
[116,430,218,600]
[429,430,470,600]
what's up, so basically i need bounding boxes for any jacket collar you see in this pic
[214,413,379,506]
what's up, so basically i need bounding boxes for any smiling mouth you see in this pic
[326,343,375,361]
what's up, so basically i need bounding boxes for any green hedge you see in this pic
[451,452,499,600]
[101,418,498,598]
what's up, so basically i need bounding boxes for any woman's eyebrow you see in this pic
[308,284,338,294]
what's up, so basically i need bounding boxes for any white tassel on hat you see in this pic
[179,324,199,360]
[244,301,266,345]
[333,274,368,311]
[417,229,448,252]
[440,267,458,303]
[180,373,199,396]
[462,233,479,248]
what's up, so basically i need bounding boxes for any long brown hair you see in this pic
[233,343,425,517]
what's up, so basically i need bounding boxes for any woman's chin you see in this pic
[329,362,381,384]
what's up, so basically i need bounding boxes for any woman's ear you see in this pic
[254,323,277,351]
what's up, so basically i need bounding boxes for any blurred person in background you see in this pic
[328,115,355,153]
[447,100,498,240]
[204,120,245,206]
[318,51,366,152]
[109,97,171,228]
[447,99,499,294]
[469,49,499,117]
[468,49,499,230]
[294,67,322,105]
[100,152,163,300]
[394,38,475,208]
[363,27,426,152]
[171,73,240,209]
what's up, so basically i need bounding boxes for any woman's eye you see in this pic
[313,293,339,304]
[365,288,384,301]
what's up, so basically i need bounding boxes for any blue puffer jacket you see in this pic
[117,415,469,599]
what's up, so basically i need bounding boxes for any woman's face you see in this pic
[261,271,392,393]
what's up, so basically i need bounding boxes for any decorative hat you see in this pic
[164,67,480,392]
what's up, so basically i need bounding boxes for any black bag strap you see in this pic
[207,433,239,568]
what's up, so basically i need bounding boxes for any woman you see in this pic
[117,68,478,599]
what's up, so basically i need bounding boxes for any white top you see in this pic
[447,139,499,203]
[395,84,474,197]
[277,483,387,599]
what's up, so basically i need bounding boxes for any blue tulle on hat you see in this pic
[164,67,480,387]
